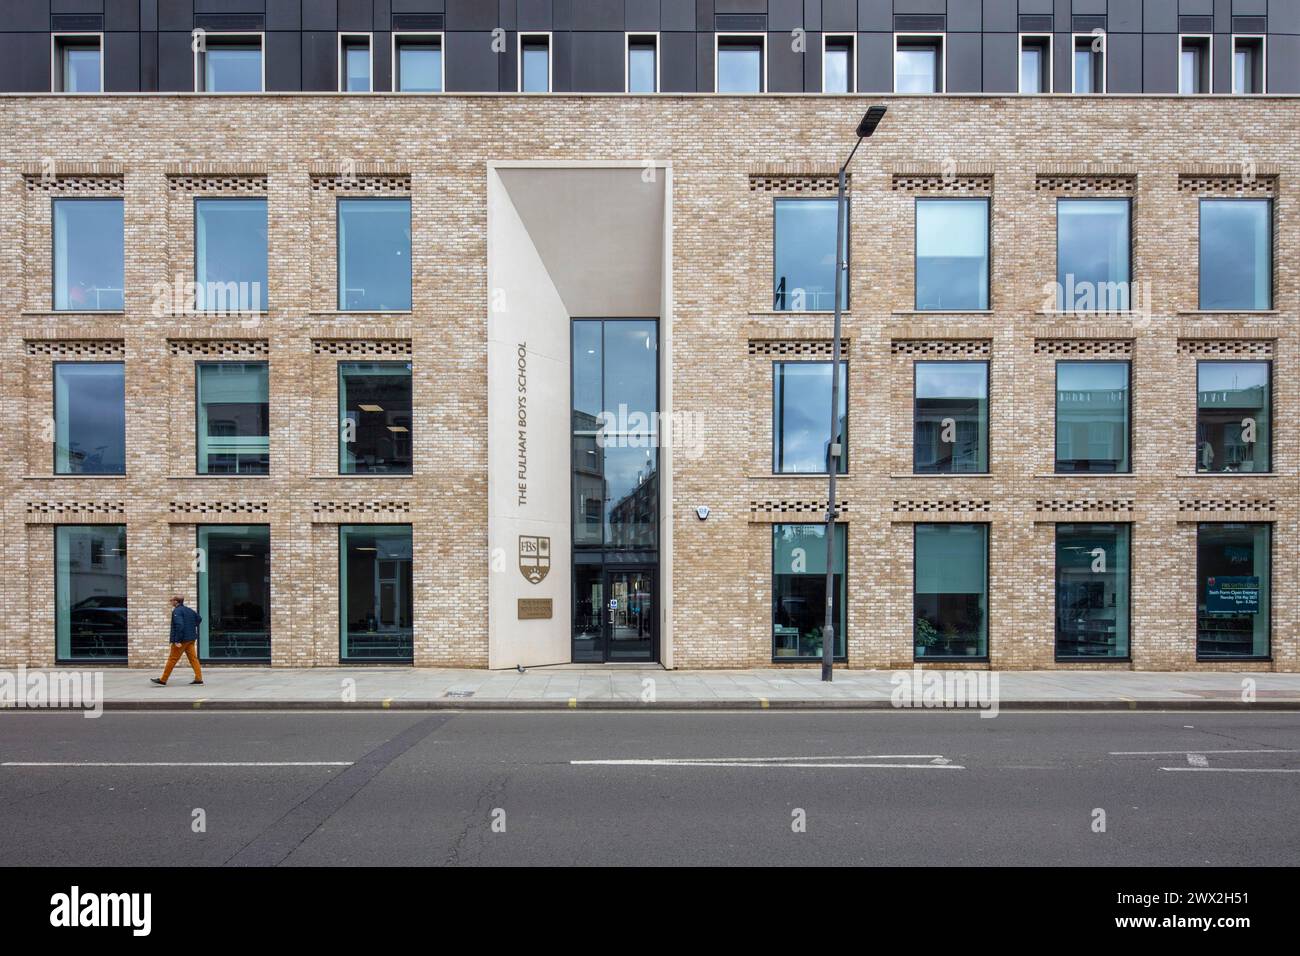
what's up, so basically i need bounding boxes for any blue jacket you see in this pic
[170,603,201,644]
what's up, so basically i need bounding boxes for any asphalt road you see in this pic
[0,710,1297,866]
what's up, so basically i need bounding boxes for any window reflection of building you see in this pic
[607,456,657,549]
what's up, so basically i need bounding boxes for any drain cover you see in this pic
[445,689,475,699]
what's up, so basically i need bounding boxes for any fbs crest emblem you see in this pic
[518,535,551,584]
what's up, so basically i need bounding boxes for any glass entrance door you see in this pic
[604,568,654,662]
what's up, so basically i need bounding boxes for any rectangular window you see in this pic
[53,197,123,311]
[914,523,988,659]
[340,524,413,662]
[915,197,989,311]
[823,35,854,93]
[1055,523,1131,660]
[394,33,443,92]
[520,33,551,92]
[895,35,943,93]
[1055,361,1131,473]
[1019,34,1051,93]
[1197,523,1270,660]
[627,34,657,92]
[339,361,413,474]
[773,197,846,312]
[773,362,847,475]
[55,525,127,662]
[339,34,371,92]
[1199,199,1272,311]
[54,362,126,475]
[1197,361,1271,473]
[772,524,845,661]
[53,34,102,92]
[1057,198,1131,312]
[1072,33,1105,93]
[716,35,764,92]
[1179,35,1211,94]
[1233,36,1265,94]
[913,361,988,474]
[337,197,412,311]
[196,34,263,92]
[195,197,267,313]
[196,362,269,475]
[197,525,270,662]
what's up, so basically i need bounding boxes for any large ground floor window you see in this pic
[55,525,127,662]
[914,523,988,659]
[1055,523,1130,660]
[1197,522,1270,660]
[772,523,845,661]
[197,524,270,662]
[340,524,413,662]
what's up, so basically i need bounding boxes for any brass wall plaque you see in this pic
[517,598,553,620]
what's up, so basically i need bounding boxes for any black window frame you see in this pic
[912,521,990,663]
[770,521,848,664]
[1053,521,1133,663]
[1053,358,1133,475]
[911,358,990,475]
[1195,521,1272,663]
[913,195,992,312]
[1197,196,1274,312]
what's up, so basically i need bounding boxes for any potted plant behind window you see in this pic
[915,618,938,656]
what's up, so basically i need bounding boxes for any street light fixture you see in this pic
[822,105,886,683]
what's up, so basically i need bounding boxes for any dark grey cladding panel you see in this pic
[981,30,1016,92]
[266,30,302,89]
[767,0,803,32]
[52,15,105,32]
[302,0,337,30]
[945,30,982,91]
[267,0,303,30]
[1053,30,1069,90]
[1019,14,1054,32]
[695,29,712,89]
[767,28,804,90]
[948,0,981,31]
[626,0,660,31]
[446,31,501,91]
[158,0,194,31]
[141,30,159,87]
[660,0,695,31]
[715,14,768,29]
[983,0,1016,33]
[857,30,892,91]
[372,28,391,89]
[1108,0,1141,32]
[1142,31,1177,92]
[194,13,266,30]
[0,33,46,91]
[158,30,194,89]
[1105,30,1141,92]
[105,30,141,90]
[105,0,141,30]
[715,0,766,11]
[573,0,624,30]
[659,30,696,90]
[517,0,552,32]
[822,0,856,32]
[1267,35,1299,93]
[569,30,623,91]
[1143,0,1177,33]
[300,28,335,90]
[445,0,497,30]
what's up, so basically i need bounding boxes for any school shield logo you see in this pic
[518,535,550,584]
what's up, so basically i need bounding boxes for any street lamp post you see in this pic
[822,105,887,683]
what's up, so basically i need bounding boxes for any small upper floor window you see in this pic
[915,197,989,311]
[1072,32,1105,93]
[1197,361,1271,474]
[716,35,764,92]
[53,34,102,92]
[895,35,943,93]
[520,34,551,92]
[627,34,658,92]
[195,197,268,314]
[394,33,443,92]
[1180,35,1212,94]
[53,197,123,311]
[1019,35,1051,93]
[339,34,371,92]
[823,35,854,93]
[1233,36,1265,94]
[54,362,126,475]
[773,197,845,312]
[196,34,263,92]
[338,197,412,312]
[1199,199,1272,311]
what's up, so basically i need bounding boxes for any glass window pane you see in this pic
[197,525,270,661]
[914,523,988,659]
[54,362,126,474]
[916,198,989,310]
[1199,199,1272,310]
[603,320,658,429]
[913,361,988,473]
[397,41,442,91]
[1197,523,1270,659]
[895,42,939,92]
[604,445,657,549]
[54,198,124,311]
[340,525,413,661]
[61,43,101,92]
[339,361,413,474]
[774,198,845,311]
[1056,523,1130,659]
[1020,43,1045,92]
[197,362,269,475]
[1057,199,1130,311]
[522,40,549,91]
[344,42,371,91]
[773,362,847,474]
[1074,45,1101,92]
[195,197,267,312]
[1197,361,1270,472]
[55,525,127,662]
[338,197,412,311]
[772,524,845,660]
[1056,361,1130,473]
[717,42,762,92]
[824,44,850,92]
[628,41,656,92]
[205,43,262,92]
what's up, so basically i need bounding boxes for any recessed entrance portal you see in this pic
[573,565,656,662]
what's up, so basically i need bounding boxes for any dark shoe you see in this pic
[150,678,167,686]
[191,680,204,685]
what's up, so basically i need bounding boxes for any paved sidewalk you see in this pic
[6,665,1300,710]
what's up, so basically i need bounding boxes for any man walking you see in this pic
[151,594,203,686]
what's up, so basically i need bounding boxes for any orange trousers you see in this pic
[161,640,202,683]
